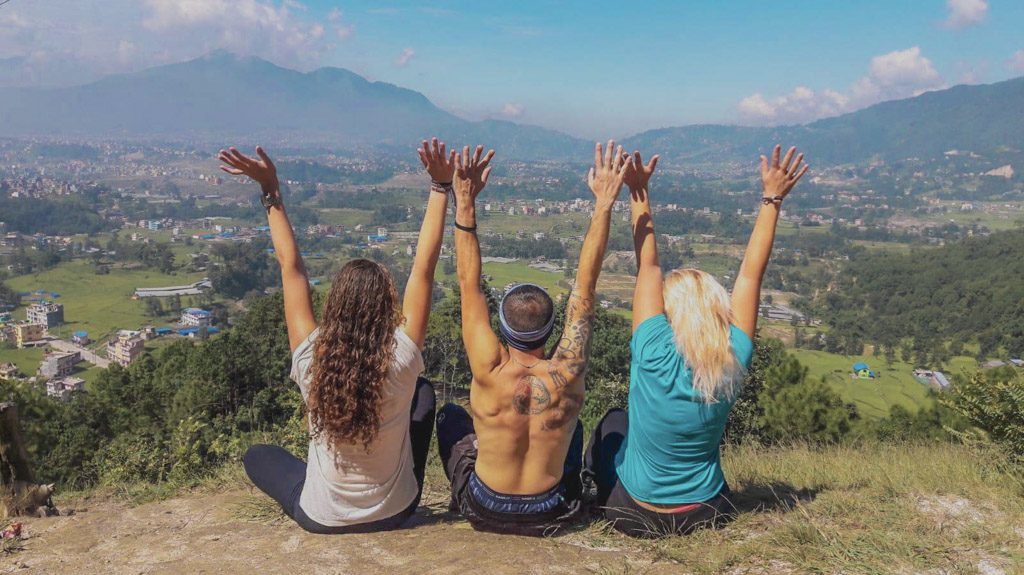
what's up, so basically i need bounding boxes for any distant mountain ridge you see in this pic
[0,52,582,160]
[1,52,1022,164]
[624,77,1024,165]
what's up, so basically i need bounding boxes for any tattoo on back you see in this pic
[513,375,551,415]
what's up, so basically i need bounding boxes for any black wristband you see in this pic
[454,221,477,233]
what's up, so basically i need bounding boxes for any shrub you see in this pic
[943,369,1024,461]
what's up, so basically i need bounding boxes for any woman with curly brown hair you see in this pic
[219,139,455,534]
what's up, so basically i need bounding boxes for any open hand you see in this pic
[623,150,659,201]
[418,137,457,183]
[760,145,809,199]
[219,146,278,192]
[587,140,629,208]
[453,145,495,205]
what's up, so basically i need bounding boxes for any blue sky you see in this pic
[1,1,1023,136]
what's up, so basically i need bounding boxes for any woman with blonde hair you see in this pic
[583,145,809,538]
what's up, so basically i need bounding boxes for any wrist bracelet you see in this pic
[761,196,784,206]
[431,182,453,194]
[454,221,477,233]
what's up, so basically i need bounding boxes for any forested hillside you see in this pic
[821,228,1024,359]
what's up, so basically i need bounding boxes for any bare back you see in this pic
[471,293,593,495]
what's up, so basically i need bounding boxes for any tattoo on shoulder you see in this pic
[513,375,551,415]
[550,291,595,382]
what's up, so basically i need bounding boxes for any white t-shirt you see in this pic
[290,327,424,526]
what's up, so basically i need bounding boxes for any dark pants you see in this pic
[583,408,735,539]
[243,377,437,534]
[435,402,584,536]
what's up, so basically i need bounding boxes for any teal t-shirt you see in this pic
[615,314,754,505]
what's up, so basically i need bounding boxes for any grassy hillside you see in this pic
[789,349,978,418]
[32,442,1022,575]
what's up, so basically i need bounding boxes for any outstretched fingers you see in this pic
[792,164,810,183]
[781,146,796,171]
[612,145,625,171]
[604,139,615,167]
[228,147,253,167]
[479,149,495,168]
[788,153,804,177]
[771,144,781,169]
[255,146,275,170]
[646,154,660,173]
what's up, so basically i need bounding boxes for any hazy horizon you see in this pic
[2,1,1023,137]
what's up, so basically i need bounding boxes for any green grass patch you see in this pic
[788,349,960,419]
[6,260,206,342]
[0,346,46,377]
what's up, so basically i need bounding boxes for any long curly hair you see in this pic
[308,259,402,451]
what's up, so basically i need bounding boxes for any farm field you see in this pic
[789,349,978,419]
[6,261,206,342]
[438,260,569,296]
[0,346,46,377]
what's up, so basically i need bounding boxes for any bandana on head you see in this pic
[498,283,555,351]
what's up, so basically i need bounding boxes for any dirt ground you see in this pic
[2,490,677,575]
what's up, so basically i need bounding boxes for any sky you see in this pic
[1,0,1023,138]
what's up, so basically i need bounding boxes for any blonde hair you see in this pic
[662,269,745,402]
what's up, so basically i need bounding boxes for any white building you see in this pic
[46,377,86,401]
[181,308,211,327]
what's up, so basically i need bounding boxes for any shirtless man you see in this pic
[436,141,629,535]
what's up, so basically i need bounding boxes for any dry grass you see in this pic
[62,442,1024,574]
[630,442,1024,574]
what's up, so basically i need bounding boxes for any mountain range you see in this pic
[1,51,1022,164]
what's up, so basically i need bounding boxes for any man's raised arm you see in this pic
[732,145,809,340]
[452,145,503,377]
[549,141,629,387]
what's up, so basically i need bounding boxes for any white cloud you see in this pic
[943,0,988,29]
[500,103,525,118]
[141,0,333,67]
[328,8,354,40]
[394,48,415,67]
[1010,50,1024,73]
[737,47,945,125]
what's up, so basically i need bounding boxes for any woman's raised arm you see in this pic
[732,145,809,340]
[219,146,316,351]
[625,150,663,331]
[402,138,454,349]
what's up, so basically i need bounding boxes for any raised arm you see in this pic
[452,145,503,376]
[625,150,662,331]
[219,146,315,351]
[402,138,454,348]
[732,145,809,340]
[549,141,629,383]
